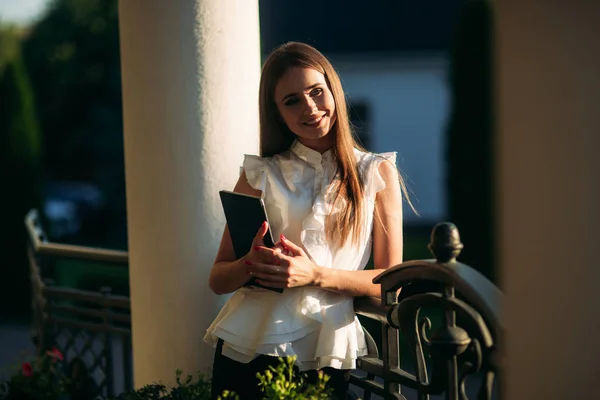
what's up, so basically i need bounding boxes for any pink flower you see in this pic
[46,347,64,362]
[22,362,33,377]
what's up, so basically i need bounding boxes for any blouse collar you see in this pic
[290,140,335,167]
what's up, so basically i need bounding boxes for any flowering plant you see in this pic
[0,347,71,400]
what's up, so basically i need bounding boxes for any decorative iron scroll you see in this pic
[352,222,502,400]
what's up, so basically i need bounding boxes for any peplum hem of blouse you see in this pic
[203,286,368,371]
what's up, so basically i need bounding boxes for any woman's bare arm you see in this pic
[208,171,264,295]
[314,159,404,297]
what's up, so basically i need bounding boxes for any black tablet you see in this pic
[219,190,282,293]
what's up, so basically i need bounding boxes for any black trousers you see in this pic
[211,339,350,400]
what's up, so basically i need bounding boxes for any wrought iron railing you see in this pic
[352,223,502,399]
[26,209,132,398]
[25,209,502,399]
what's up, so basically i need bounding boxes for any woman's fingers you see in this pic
[250,233,304,266]
[272,242,286,253]
[279,234,306,257]
[251,221,269,247]
[247,222,282,264]
[253,245,291,264]
[246,261,289,279]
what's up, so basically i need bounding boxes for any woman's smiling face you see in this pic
[274,67,337,152]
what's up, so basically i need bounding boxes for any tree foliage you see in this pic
[22,0,126,248]
[0,25,43,318]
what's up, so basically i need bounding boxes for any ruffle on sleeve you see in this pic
[369,152,398,198]
[242,155,267,192]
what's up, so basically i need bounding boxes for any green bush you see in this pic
[110,356,333,400]
[108,370,211,400]
[255,356,332,400]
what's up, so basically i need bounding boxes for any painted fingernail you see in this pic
[280,234,287,241]
[244,261,252,265]
[253,246,260,251]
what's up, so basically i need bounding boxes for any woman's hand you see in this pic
[241,221,287,268]
[247,235,321,289]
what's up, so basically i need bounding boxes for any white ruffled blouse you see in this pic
[204,140,397,371]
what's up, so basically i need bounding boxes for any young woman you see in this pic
[205,42,410,399]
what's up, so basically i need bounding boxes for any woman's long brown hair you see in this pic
[259,42,413,247]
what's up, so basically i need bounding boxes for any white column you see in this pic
[498,2,600,399]
[118,0,261,387]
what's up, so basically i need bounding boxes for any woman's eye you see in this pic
[310,88,323,97]
[284,97,299,106]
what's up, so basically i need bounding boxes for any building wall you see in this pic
[330,54,450,225]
